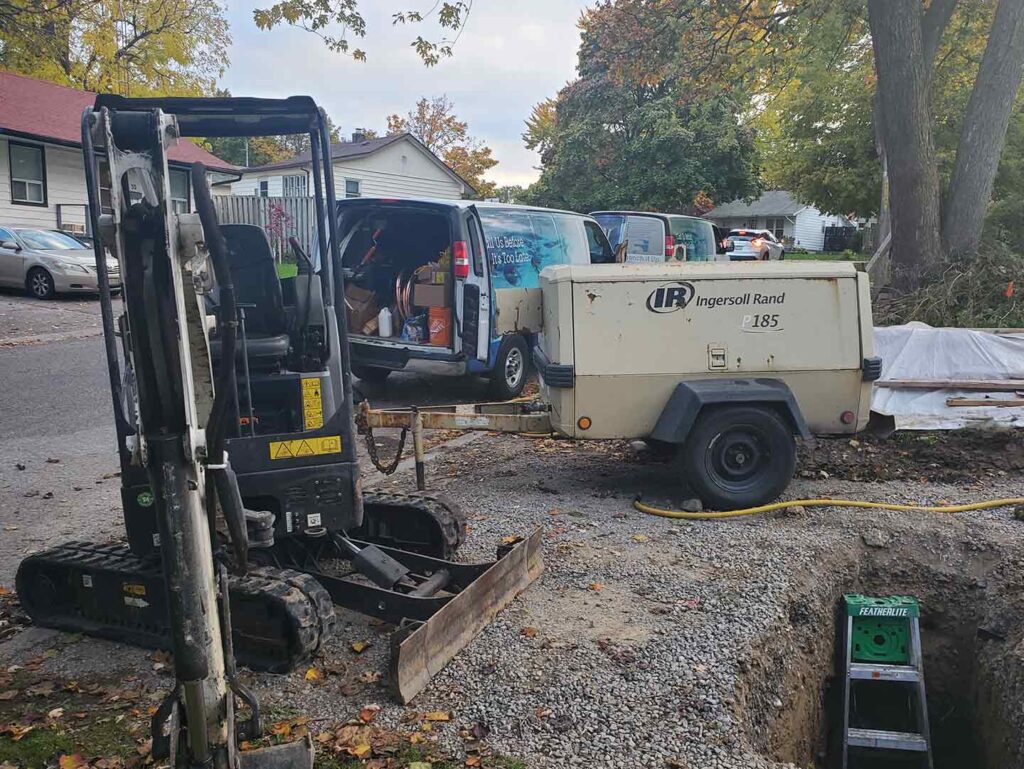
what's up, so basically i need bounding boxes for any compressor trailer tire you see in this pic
[680,405,796,510]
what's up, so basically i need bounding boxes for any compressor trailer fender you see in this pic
[648,379,812,444]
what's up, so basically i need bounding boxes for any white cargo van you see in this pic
[333,199,614,398]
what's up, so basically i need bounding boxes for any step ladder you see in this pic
[841,594,933,769]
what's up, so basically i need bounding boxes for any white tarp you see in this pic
[872,323,1024,430]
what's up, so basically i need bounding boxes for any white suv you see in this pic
[727,229,785,261]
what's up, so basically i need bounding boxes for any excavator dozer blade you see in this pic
[388,527,543,703]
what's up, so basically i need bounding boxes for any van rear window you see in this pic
[479,209,579,289]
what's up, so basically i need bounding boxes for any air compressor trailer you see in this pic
[364,261,880,510]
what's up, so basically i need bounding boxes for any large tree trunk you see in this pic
[942,0,1024,257]
[867,0,944,292]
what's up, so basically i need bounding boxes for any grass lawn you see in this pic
[785,250,863,262]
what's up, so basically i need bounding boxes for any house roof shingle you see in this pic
[706,190,807,219]
[0,70,235,171]
[246,133,408,172]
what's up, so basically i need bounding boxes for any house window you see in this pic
[9,142,47,206]
[282,174,307,197]
[765,217,785,240]
[259,180,269,198]
[169,169,190,214]
[345,179,361,198]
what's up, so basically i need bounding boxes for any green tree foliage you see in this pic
[387,96,498,198]
[252,0,470,65]
[0,0,229,95]
[525,1,760,213]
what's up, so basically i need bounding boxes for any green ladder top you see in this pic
[843,593,919,618]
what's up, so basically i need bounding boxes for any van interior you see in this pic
[339,206,455,349]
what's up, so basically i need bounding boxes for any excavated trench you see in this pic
[738,528,1024,769]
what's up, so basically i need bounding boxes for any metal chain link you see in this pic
[356,407,408,475]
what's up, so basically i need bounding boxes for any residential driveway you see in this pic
[0,288,104,346]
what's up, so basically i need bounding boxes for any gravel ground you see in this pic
[3,424,1023,769]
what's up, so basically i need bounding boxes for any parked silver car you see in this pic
[0,227,120,299]
[727,229,785,261]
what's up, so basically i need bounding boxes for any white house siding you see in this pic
[230,173,286,197]
[228,137,465,201]
[792,209,851,251]
[0,138,89,230]
[332,140,464,200]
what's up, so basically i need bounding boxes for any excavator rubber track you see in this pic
[16,542,333,673]
[356,491,466,559]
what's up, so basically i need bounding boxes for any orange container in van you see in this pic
[428,307,451,346]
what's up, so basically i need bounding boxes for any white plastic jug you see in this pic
[378,307,393,337]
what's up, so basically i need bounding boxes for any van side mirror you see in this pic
[0,240,20,251]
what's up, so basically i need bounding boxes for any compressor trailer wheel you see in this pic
[680,405,796,511]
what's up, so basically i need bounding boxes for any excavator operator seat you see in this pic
[209,224,291,368]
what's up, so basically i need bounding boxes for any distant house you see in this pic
[225,132,474,200]
[706,191,853,252]
[0,70,235,233]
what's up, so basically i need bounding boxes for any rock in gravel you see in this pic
[680,498,702,512]
[862,528,892,548]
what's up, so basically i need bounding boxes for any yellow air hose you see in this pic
[633,496,1024,520]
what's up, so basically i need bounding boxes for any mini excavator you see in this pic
[16,95,541,769]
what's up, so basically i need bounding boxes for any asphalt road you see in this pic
[0,291,506,583]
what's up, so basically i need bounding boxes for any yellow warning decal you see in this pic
[268,435,342,460]
[122,583,147,597]
[301,377,324,430]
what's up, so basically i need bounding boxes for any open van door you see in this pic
[461,208,490,363]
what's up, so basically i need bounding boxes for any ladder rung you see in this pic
[849,662,921,682]
[847,728,929,752]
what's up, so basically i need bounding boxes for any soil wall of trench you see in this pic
[734,525,1024,769]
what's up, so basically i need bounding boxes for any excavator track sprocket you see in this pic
[16,542,333,673]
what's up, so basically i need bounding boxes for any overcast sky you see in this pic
[221,1,590,186]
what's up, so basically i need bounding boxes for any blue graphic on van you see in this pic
[479,210,575,290]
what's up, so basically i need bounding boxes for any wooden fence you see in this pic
[212,195,315,261]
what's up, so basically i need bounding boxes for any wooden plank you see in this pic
[877,379,1024,391]
[946,398,1024,408]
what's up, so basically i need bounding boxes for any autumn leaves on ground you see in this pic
[0,588,522,769]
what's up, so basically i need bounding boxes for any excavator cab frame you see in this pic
[15,95,542,769]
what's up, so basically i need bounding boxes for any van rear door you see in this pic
[462,208,490,363]
[623,215,668,263]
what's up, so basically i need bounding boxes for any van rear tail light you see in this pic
[453,240,470,278]
[665,234,675,258]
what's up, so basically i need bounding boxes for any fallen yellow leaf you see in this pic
[47,708,65,720]
[466,757,482,767]
[632,534,649,542]
[304,667,321,681]
[347,743,372,758]
[500,535,518,544]
[315,731,334,744]
[351,640,371,654]
[521,626,538,638]
[58,755,86,769]
[424,710,451,722]
[358,705,380,723]
[588,582,604,592]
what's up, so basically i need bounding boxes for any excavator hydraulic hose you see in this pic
[633,496,1024,520]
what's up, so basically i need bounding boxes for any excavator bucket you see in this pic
[388,527,543,702]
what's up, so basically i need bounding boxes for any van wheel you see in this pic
[352,365,391,384]
[27,268,56,299]
[679,405,795,511]
[489,335,528,400]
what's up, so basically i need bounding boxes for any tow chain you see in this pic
[355,407,408,475]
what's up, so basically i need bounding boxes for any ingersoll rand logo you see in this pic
[646,281,695,313]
